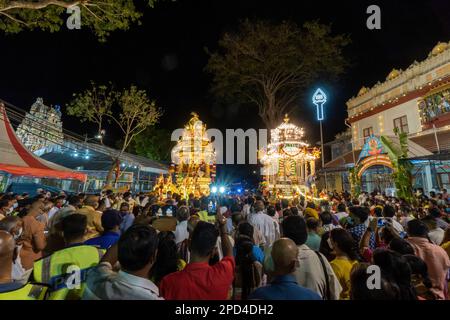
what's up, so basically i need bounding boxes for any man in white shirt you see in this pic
[333,203,349,222]
[422,216,445,245]
[248,200,279,249]
[84,225,163,300]
[47,196,65,223]
[174,206,190,244]
[382,205,404,233]
[264,215,342,300]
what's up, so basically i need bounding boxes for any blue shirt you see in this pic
[305,232,321,251]
[120,213,135,234]
[249,275,321,300]
[85,231,120,250]
[233,245,265,264]
[349,223,376,249]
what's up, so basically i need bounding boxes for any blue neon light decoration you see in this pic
[312,88,327,121]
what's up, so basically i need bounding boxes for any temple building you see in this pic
[323,41,450,194]
[259,114,320,199]
[16,98,64,153]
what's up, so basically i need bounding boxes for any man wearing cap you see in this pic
[85,209,123,250]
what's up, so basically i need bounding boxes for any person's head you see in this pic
[176,206,189,222]
[68,195,83,209]
[84,195,99,209]
[379,225,400,245]
[275,202,282,212]
[329,228,360,261]
[189,221,219,261]
[266,205,276,217]
[290,206,299,216]
[254,200,265,212]
[388,238,415,255]
[192,199,201,210]
[428,207,441,219]
[123,192,132,201]
[237,222,254,240]
[403,254,433,292]
[120,202,130,214]
[151,231,178,284]
[349,206,369,225]
[281,216,307,245]
[118,224,159,275]
[337,203,346,213]
[0,199,11,215]
[320,211,333,225]
[382,205,396,218]
[282,208,293,218]
[54,196,65,208]
[187,215,200,236]
[271,238,299,276]
[28,200,44,217]
[101,209,123,233]
[0,230,15,275]
[350,263,399,300]
[372,248,416,300]
[373,206,383,218]
[306,217,320,233]
[421,215,437,231]
[231,212,243,227]
[61,214,87,244]
[0,216,23,240]
[407,219,429,238]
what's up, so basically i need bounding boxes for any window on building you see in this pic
[363,127,373,142]
[393,116,409,134]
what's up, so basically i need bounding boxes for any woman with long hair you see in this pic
[372,249,417,300]
[150,231,185,286]
[233,225,263,300]
[404,254,436,300]
[233,237,262,300]
[329,228,361,299]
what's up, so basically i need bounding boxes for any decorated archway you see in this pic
[350,135,396,194]
[357,154,394,178]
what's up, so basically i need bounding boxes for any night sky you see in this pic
[0,0,449,185]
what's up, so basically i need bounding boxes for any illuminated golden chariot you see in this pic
[259,114,320,199]
[155,112,216,198]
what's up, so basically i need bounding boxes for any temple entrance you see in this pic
[360,165,394,193]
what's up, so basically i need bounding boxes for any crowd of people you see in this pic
[0,187,449,300]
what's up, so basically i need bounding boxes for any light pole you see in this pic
[312,88,329,191]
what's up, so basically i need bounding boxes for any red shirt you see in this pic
[159,256,235,300]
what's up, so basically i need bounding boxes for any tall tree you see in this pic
[206,20,350,128]
[126,127,174,162]
[0,0,160,41]
[67,83,162,187]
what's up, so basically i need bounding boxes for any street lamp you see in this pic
[312,88,329,191]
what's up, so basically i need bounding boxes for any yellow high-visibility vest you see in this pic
[0,283,48,300]
[197,210,216,224]
[33,245,104,300]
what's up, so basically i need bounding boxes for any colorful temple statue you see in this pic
[170,112,216,198]
[259,114,320,199]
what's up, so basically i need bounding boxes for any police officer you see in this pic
[33,214,104,300]
[0,231,47,300]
